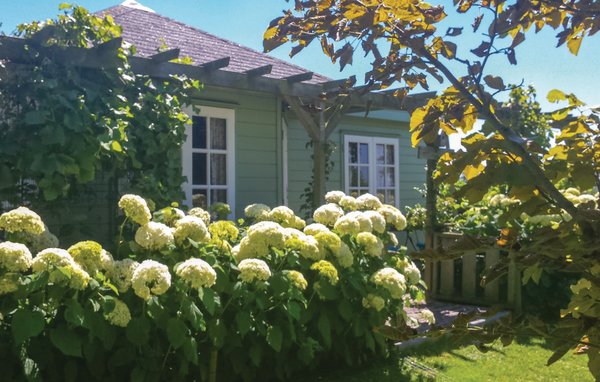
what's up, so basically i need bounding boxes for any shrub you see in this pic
[0,192,428,381]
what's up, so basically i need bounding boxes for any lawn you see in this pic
[308,336,592,382]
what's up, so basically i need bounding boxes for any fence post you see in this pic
[440,260,454,298]
[507,258,522,312]
[484,249,500,303]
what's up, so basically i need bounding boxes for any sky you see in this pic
[0,0,599,111]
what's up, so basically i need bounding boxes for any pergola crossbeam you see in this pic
[244,64,272,77]
[285,71,313,84]
[150,48,180,63]
[200,57,230,71]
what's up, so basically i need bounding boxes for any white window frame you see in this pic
[182,105,235,215]
[343,134,400,207]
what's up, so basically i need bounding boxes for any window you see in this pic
[182,106,235,213]
[344,135,399,206]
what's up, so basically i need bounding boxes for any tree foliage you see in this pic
[265,0,600,376]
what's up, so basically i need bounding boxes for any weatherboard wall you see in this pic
[286,116,426,213]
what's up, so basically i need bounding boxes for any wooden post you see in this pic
[484,249,500,303]
[440,260,455,298]
[312,139,327,208]
[507,258,522,312]
[424,153,437,251]
[462,251,477,300]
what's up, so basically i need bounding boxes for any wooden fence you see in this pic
[422,232,522,309]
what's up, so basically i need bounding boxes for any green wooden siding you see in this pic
[192,87,281,216]
[286,116,426,213]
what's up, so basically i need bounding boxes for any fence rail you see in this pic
[423,232,522,309]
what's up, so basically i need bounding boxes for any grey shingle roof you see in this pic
[99,3,331,84]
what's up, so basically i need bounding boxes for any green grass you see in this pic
[308,337,592,382]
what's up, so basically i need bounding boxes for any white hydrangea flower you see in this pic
[268,206,296,227]
[346,211,373,232]
[118,194,151,225]
[388,232,399,247]
[0,241,32,272]
[363,210,386,234]
[135,222,174,250]
[173,216,211,245]
[67,240,104,274]
[105,299,132,327]
[32,248,90,289]
[576,194,597,205]
[100,250,114,273]
[325,190,346,204]
[356,193,383,210]
[247,221,286,248]
[334,242,354,268]
[175,258,217,290]
[107,258,139,293]
[238,258,271,283]
[372,267,407,299]
[244,203,271,221]
[0,273,19,295]
[286,270,308,290]
[131,260,171,300]
[303,223,330,236]
[356,232,384,257]
[188,207,211,226]
[563,187,580,197]
[0,206,45,235]
[313,203,345,226]
[333,214,361,236]
[339,195,358,211]
[378,205,407,231]
[362,293,385,311]
[397,259,421,285]
[284,228,324,260]
[161,207,186,227]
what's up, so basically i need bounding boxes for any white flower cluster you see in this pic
[268,206,305,229]
[362,293,385,311]
[286,270,308,290]
[118,194,152,225]
[0,207,45,235]
[244,203,271,221]
[105,299,132,327]
[175,258,217,290]
[107,258,139,293]
[131,260,171,300]
[356,232,384,257]
[188,207,211,226]
[396,259,421,285]
[238,258,271,283]
[67,240,104,274]
[173,216,211,245]
[313,203,344,226]
[563,188,598,207]
[31,248,90,290]
[135,222,174,250]
[371,267,407,299]
[0,241,32,272]
[233,221,286,261]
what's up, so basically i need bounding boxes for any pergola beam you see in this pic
[244,64,272,77]
[150,48,180,63]
[200,57,230,71]
[285,71,313,84]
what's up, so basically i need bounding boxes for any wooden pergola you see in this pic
[0,32,434,208]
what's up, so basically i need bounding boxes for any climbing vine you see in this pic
[299,139,337,217]
[0,5,200,210]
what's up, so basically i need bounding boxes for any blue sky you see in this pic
[1,0,598,110]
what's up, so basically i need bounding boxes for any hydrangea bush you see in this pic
[0,192,431,381]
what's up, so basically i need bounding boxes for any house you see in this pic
[99,1,430,218]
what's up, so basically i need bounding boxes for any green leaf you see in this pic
[111,141,123,153]
[58,3,72,10]
[166,318,188,349]
[200,288,219,315]
[266,326,283,352]
[182,299,205,331]
[126,317,150,346]
[182,337,199,365]
[12,308,45,345]
[235,310,252,337]
[207,318,226,348]
[50,326,83,357]
[483,75,505,90]
[24,110,47,125]
[547,89,567,103]
[64,299,85,326]
[287,301,301,321]
[249,343,262,367]
[0,164,13,190]
[318,313,331,348]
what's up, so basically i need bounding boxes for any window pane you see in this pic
[386,167,395,187]
[192,116,207,149]
[210,118,227,149]
[192,189,208,209]
[386,189,396,205]
[210,154,227,185]
[386,145,395,164]
[376,144,385,164]
[211,189,227,205]
[377,167,385,187]
[349,142,358,164]
[359,143,369,164]
[376,189,386,203]
[192,153,207,185]
[349,166,358,187]
[359,166,369,187]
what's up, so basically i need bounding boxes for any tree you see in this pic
[264,0,600,376]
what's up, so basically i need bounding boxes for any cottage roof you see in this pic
[99,1,331,84]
